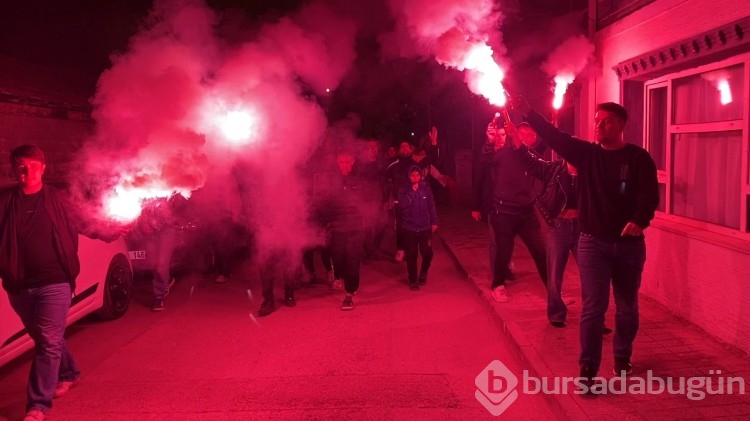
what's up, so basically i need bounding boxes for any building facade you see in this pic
[585,0,750,352]
[0,56,93,185]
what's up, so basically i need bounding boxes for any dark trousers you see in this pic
[393,206,404,250]
[578,234,646,372]
[364,209,388,257]
[490,210,548,289]
[260,252,300,301]
[402,228,434,284]
[303,246,333,274]
[330,230,364,294]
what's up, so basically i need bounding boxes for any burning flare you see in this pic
[463,43,508,106]
[103,176,190,223]
[552,74,574,110]
[219,110,257,144]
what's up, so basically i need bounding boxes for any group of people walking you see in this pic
[474,96,659,390]
[0,94,659,420]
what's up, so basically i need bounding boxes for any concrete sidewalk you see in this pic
[438,206,750,420]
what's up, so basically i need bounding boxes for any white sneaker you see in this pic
[492,286,509,303]
[164,277,176,296]
[395,250,405,262]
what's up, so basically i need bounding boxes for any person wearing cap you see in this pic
[397,166,438,290]
[0,145,119,421]
[385,141,419,262]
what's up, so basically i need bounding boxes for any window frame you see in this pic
[643,52,750,237]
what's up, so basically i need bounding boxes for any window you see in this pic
[644,56,749,233]
[673,64,744,124]
[647,86,667,170]
[672,131,742,229]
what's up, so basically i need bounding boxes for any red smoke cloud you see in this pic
[79,0,357,261]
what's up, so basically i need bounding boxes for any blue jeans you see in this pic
[577,234,646,372]
[546,218,579,323]
[488,215,496,281]
[9,282,80,413]
[153,228,177,299]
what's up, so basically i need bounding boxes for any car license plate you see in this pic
[129,250,147,260]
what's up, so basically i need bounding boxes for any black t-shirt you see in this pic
[17,191,69,287]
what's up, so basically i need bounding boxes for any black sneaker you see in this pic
[341,295,354,311]
[409,283,420,291]
[550,321,565,328]
[418,275,427,286]
[151,297,165,312]
[284,290,296,307]
[613,357,632,376]
[578,364,598,394]
[258,299,276,317]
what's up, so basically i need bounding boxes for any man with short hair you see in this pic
[474,118,548,303]
[511,97,659,386]
[315,149,367,310]
[0,145,102,421]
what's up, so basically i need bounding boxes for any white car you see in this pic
[0,235,133,368]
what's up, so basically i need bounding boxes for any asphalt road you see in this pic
[0,238,556,420]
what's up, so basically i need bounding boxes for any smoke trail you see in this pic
[75,0,358,266]
[382,0,508,105]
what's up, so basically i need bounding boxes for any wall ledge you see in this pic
[650,216,750,256]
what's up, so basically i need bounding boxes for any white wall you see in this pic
[586,0,750,353]
[585,0,750,139]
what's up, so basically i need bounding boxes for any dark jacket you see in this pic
[315,172,366,233]
[385,156,418,200]
[514,144,574,227]
[397,181,438,232]
[0,185,81,295]
[526,110,659,240]
[473,140,547,219]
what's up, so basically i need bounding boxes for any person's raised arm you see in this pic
[508,95,591,167]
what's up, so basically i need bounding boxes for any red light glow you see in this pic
[464,43,507,106]
[219,110,257,144]
[718,80,732,105]
[103,178,189,223]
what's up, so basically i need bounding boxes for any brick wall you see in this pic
[0,56,93,186]
[0,103,93,185]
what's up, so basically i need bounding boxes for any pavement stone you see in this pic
[437,205,750,420]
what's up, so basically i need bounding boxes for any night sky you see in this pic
[0,0,588,144]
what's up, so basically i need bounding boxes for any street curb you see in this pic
[439,235,588,421]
